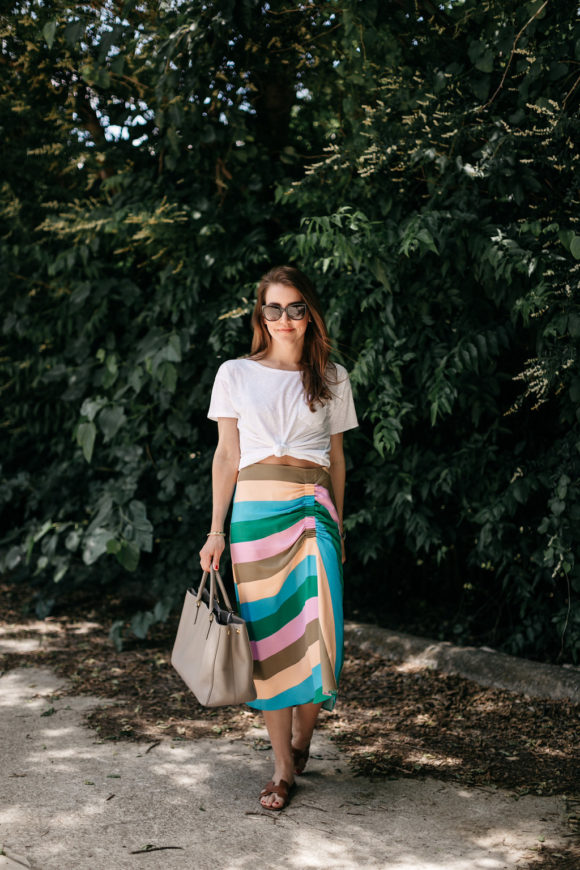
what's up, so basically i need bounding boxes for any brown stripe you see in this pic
[253,618,328,682]
[233,531,316,585]
[237,462,332,491]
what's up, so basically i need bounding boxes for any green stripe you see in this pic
[230,509,303,543]
[231,501,339,544]
[313,686,327,705]
[249,573,318,641]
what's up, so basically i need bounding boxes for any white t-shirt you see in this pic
[207,358,358,470]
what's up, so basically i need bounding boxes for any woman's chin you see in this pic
[273,331,300,340]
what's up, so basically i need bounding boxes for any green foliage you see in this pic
[1,0,578,662]
[281,0,580,661]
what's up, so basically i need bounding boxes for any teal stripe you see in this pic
[246,665,323,710]
[232,497,311,523]
[248,574,318,641]
[239,555,317,622]
[246,665,338,711]
[230,496,315,543]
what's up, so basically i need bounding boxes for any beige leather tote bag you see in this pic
[171,566,257,707]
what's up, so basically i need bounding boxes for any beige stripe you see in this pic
[233,533,317,588]
[315,549,337,668]
[234,479,315,503]
[253,640,321,700]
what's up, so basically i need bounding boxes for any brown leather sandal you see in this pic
[292,743,310,775]
[259,779,296,811]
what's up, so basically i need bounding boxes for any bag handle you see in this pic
[196,566,234,613]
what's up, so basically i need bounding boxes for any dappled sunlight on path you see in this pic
[0,666,574,869]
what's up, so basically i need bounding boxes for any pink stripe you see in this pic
[250,597,319,660]
[315,485,340,525]
[230,516,316,564]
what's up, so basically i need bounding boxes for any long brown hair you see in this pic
[249,265,336,411]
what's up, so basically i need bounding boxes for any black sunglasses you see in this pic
[262,303,308,322]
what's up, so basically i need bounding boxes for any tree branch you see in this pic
[484,0,549,110]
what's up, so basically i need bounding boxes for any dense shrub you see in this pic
[1,0,578,660]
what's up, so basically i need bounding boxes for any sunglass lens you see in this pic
[263,305,282,321]
[288,304,307,320]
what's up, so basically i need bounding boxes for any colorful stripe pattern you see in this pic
[230,463,344,711]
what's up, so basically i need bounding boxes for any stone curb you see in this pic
[344,621,580,702]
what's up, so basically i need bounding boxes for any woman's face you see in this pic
[263,283,310,348]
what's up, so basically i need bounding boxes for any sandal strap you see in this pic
[293,745,309,762]
[260,779,290,799]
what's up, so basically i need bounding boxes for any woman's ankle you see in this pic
[291,732,311,751]
[273,761,294,784]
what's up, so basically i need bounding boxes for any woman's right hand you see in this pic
[199,535,226,573]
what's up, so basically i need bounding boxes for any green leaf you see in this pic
[158,361,177,393]
[64,19,83,46]
[43,21,57,49]
[416,228,439,255]
[83,528,113,565]
[53,561,68,583]
[97,405,127,442]
[570,236,580,260]
[153,599,172,622]
[475,50,494,74]
[569,379,580,403]
[569,314,580,337]
[110,55,125,75]
[33,520,53,543]
[80,397,107,422]
[123,500,153,552]
[116,540,140,572]
[65,530,81,552]
[109,620,125,652]
[166,334,182,362]
[371,259,391,289]
[130,610,155,639]
[76,421,96,463]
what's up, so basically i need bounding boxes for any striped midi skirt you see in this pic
[230,463,344,711]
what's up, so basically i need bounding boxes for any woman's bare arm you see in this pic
[199,417,240,572]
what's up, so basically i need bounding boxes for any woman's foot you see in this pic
[259,777,296,810]
[291,743,310,775]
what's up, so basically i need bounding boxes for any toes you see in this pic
[261,797,279,809]
[260,793,283,809]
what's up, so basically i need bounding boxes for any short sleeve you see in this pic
[207,363,239,421]
[327,366,358,435]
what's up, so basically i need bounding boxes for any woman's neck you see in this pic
[261,346,304,370]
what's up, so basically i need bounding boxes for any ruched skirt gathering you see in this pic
[230,463,344,711]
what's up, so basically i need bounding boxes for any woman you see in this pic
[199,265,358,810]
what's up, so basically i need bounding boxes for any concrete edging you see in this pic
[344,621,580,702]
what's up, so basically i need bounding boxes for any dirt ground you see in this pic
[1,580,579,868]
